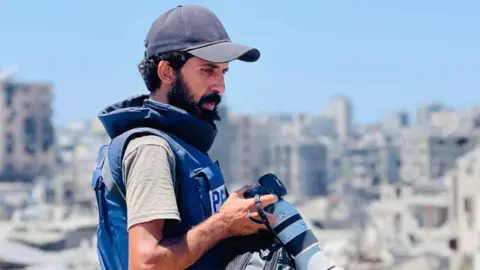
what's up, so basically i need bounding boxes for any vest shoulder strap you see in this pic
[106,127,181,202]
[92,144,108,190]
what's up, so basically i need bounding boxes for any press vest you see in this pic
[92,96,228,270]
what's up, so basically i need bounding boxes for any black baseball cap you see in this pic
[145,5,260,63]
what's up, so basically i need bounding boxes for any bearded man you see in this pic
[92,5,278,270]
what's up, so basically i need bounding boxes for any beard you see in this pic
[167,73,222,123]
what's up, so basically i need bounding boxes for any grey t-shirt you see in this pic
[121,135,180,230]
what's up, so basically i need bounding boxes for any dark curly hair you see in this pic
[137,51,193,92]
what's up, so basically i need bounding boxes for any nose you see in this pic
[213,74,226,95]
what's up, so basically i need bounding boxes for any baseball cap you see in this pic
[145,5,260,63]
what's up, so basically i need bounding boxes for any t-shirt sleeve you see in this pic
[122,135,180,230]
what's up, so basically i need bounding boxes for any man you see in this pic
[92,5,278,270]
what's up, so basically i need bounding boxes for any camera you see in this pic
[244,174,342,270]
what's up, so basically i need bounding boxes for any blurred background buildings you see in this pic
[1,67,479,269]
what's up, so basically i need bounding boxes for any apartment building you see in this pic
[400,126,478,183]
[345,132,401,187]
[229,115,279,188]
[229,113,325,194]
[264,114,329,198]
[0,80,55,183]
[269,138,328,198]
[324,96,353,141]
[448,147,480,270]
[229,115,255,188]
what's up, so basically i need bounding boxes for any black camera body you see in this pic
[245,173,288,199]
[244,173,287,214]
[244,174,341,270]
[244,173,316,257]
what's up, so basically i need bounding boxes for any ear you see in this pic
[157,60,177,85]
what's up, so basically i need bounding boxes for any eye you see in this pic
[202,68,214,75]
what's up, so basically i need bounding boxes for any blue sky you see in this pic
[1,0,479,126]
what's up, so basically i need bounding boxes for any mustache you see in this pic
[198,92,222,107]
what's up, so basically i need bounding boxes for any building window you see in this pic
[24,116,36,154]
[435,207,448,227]
[0,163,16,182]
[475,117,480,129]
[42,119,54,152]
[7,110,15,124]
[372,175,380,186]
[466,162,474,175]
[452,177,458,219]
[64,187,75,204]
[333,159,340,167]
[6,133,14,154]
[4,83,16,106]
[436,162,447,177]
[456,137,468,147]
[45,188,56,203]
[394,213,401,234]
[413,206,425,227]
[464,197,474,230]
[20,165,35,183]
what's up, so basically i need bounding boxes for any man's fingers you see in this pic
[247,194,278,210]
[260,194,279,208]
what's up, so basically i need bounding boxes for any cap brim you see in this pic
[187,42,260,63]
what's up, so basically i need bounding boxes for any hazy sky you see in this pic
[1,0,479,126]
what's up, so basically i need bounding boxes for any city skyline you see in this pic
[13,79,480,130]
[3,68,479,130]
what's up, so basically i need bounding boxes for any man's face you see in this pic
[167,57,228,123]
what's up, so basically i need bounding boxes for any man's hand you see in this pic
[219,185,278,237]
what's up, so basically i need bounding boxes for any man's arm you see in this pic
[129,214,229,270]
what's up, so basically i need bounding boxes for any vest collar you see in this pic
[98,95,218,152]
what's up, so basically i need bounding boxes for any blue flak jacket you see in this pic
[91,95,230,270]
